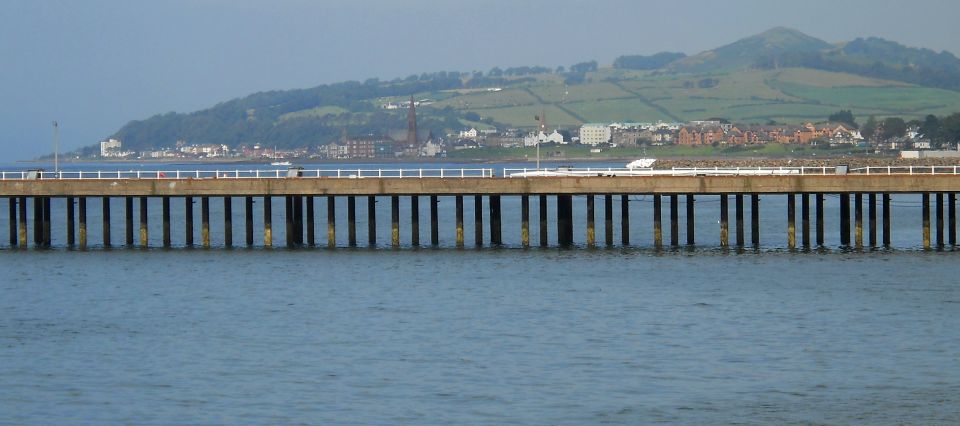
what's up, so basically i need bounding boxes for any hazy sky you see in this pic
[2,0,959,160]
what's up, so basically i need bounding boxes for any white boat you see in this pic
[270,160,292,167]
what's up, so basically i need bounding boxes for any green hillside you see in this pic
[97,28,960,154]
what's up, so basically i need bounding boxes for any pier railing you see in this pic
[0,168,496,180]
[2,166,960,180]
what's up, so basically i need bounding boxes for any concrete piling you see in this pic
[621,195,630,246]
[521,195,530,247]
[922,193,931,249]
[263,196,272,247]
[367,196,376,246]
[411,196,420,247]
[474,195,482,246]
[391,195,399,247]
[604,195,613,246]
[245,196,254,246]
[751,194,760,247]
[735,194,744,246]
[586,195,596,247]
[430,195,438,246]
[490,195,502,246]
[139,196,148,248]
[185,197,194,247]
[328,196,336,248]
[720,194,729,247]
[126,197,134,246]
[348,196,357,247]
[224,196,232,247]
[79,197,87,249]
[455,195,464,247]
[201,197,210,248]
[653,195,662,248]
[162,196,171,248]
[539,195,548,247]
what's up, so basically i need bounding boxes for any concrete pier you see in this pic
[3,174,960,250]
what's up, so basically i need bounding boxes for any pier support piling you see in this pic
[720,194,729,247]
[125,197,134,246]
[162,197,171,248]
[348,196,357,247]
[139,196,148,248]
[33,197,41,246]
[869,193,877,247]
[586,195,596,247]
[18,197,27,247]
[751,194,760,247]
[922,193,931,249]
[328,196,337,248]
[801,194,810,248]
[245,196,254,246]
[787,193,796,249]
[306,197,315,246]
[430,195,438,246]
[455,195,464,247]
[201,197,210,248]
[473,196,482,246]
[950,193,957,246]
[883,194,891,247]
[78,197,87,249]
[490,195,501,246]
[66,197,74,247]
[539,195,548,247]
[557,195,573,246]
[604,195,613,246]
[735,194,744,247]
[936,193,944,248]
[840,193,851,247]
[521,195,530,247]
[411,196,420,247]
[185,197,194,247]
[621,195,630,246]
[816,194,825,246]
[855,193,864,248]
[7,198,15,247]
[263,196,272,247]
[686,195,695,246]
[224,196,232,247]
[42,197,51,247]
[99,197,108,248]
[653,195,663,248]
[670,194,679,246]
[391,195,400,247]
[367,196,377,246]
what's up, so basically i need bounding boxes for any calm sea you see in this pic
[1,161,959,424]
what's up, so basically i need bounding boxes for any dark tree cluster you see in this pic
[612,52,686,70]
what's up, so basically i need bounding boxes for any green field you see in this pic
[418,67,960,129]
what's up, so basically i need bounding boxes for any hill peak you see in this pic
[670,27,831,72]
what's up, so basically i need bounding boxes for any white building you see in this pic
[523,130,565,147]
[459,128,478,140]
[579,124,612,146]
[100,138,123,157]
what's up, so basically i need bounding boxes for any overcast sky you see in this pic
[2,0,959,160]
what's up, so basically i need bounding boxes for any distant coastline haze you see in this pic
[2,0,959,160]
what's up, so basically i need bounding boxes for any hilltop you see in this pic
[87,28,960,156]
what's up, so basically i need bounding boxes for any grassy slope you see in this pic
[419,68,960,128]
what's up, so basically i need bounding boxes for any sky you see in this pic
[2,0,959,160]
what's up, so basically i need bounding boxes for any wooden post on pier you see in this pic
[474,195,483,246]
[327,196,336,248]
[882,194,891,247]
[604,195,613,246]
[18,197,27,248]
[139,196,148,248]
[720,194,729,247]
[621,195,630,246]
[936,193,944,248]
[735,194,744,247]
[201,197,210,248]
[98,197,108,248]
[411,196,420,247]
[245,196,254,246]
[521,195,530,247]
[558,195,574,246]
[840,193,851,247]
[125,197,134,246]
[751,194,760,247]
[33,197,41,246]
[284,196,293,248]
[787,193,796,249]
[539,195,548,247]
[670,194,679,246]
[854,193,863,248]
[950,193,957,246]
[430,195,438,246]
[801,194,810,248]
[185,197,194,247]
[367,196,376,246]
[869,193,877,247]
[162,196,171,248]
[66,197,74,247]
[43,197,51,247]
[455,195,464,247]
[78,197,87,249]
[224,196,232,248]
[391,195,400,247]
[263,196,272,247]
[293,196,303,246]
[490,195,501,246]
[348,196,357,247]
[8,198,17,247]
[586,195,596,247]
[922,193,931,249]
[684,195,694,246]
[816,194,825,246]
[653,195,662,248]
[306,197,315,246]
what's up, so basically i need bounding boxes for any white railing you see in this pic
[0,168,496,180]
[503,166,960,177]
